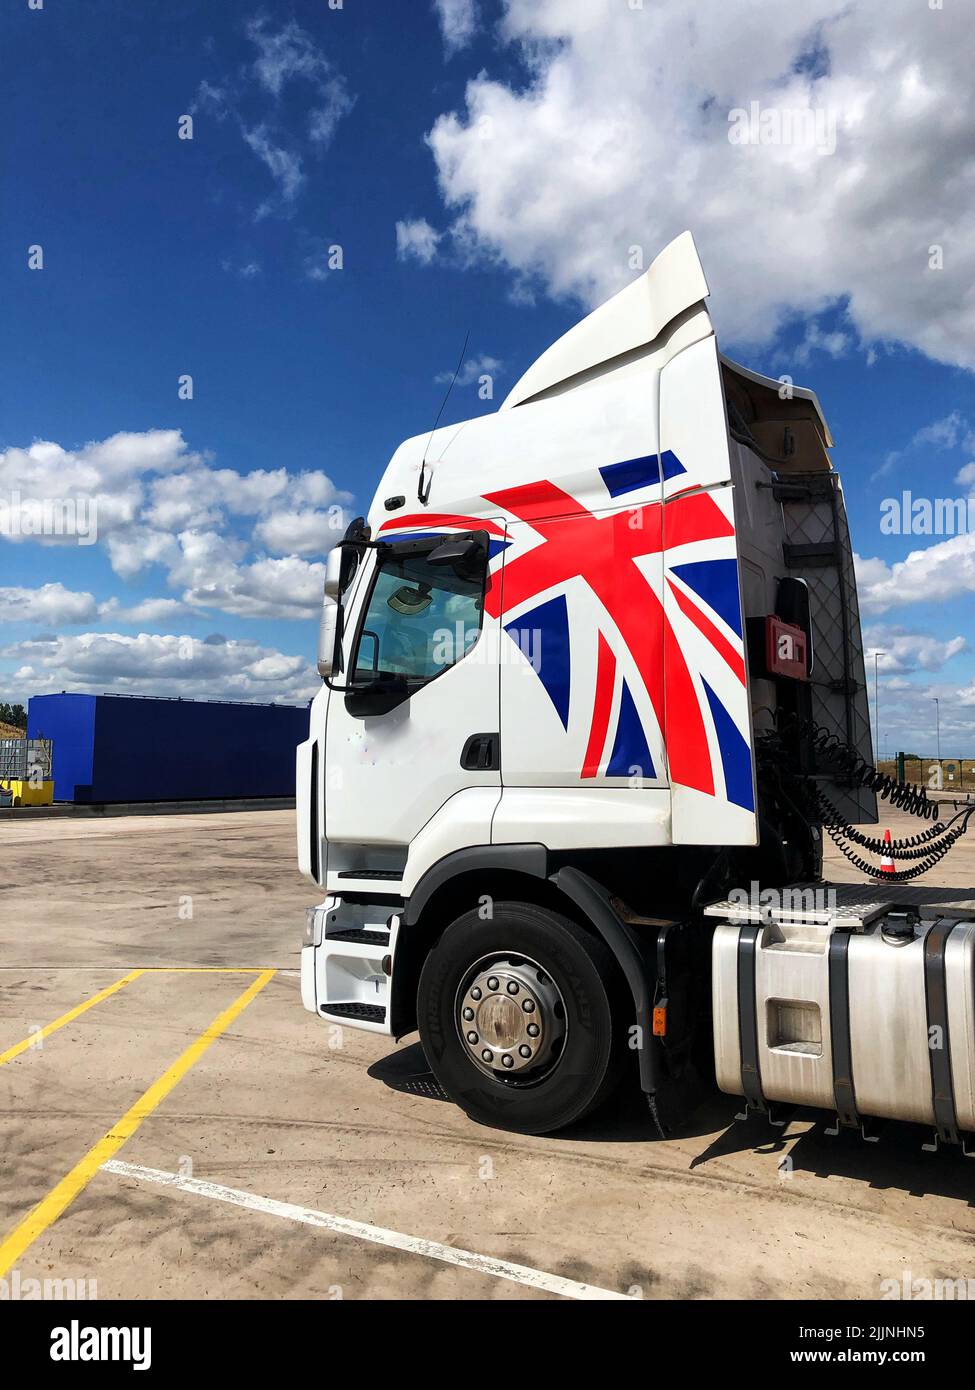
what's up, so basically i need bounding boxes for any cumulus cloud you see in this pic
[434,0,480,56]
[3,631,318,704]
[425,0,975,368]
[396,218,443,265]
[0,428,352,621]
[97,597,189,625]
[855,534,975,614]
[0,584,99,626]
[861,625,967,674]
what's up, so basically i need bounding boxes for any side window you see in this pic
[352,540,485,685]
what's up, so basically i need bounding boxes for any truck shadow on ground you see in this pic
[371,1044,975,1201]
[369,1043,734,1142]
[691,1107,975,1205]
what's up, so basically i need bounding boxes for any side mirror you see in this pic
[323,547,344,601]
[317,599,339,678]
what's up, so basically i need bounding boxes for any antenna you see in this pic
[418,329,470,504]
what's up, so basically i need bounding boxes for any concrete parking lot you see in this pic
[2,805,975,1300]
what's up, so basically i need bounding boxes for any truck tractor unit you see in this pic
[297,232,975,1145]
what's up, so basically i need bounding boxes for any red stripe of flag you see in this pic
[667,579,746,684]
[379,512,506,537]
[581,633,617,779]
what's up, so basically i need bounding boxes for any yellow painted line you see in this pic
[0,967,275,1278]
[0,970,145,1068]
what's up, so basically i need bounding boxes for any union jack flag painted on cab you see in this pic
[378,449,754,814]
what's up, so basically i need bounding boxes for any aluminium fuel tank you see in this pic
[711,899,975,1138]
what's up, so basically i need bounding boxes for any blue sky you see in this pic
[2,0,975,755]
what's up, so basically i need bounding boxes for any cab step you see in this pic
[320,1001,386,1024]
[326,928,389,945]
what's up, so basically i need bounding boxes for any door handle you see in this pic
[460,733,500,771]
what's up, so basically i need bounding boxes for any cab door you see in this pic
[322,528,504,877]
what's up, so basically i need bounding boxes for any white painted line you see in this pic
[102,1159,631,1301]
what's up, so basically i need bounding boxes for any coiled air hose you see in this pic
[766,714,975,882]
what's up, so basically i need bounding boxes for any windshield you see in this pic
[352,541,486,684]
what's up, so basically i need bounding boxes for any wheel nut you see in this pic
[522,999,535,1013]
[471,987,482,1000]
[462,1007,474,1021]
[487,977,499,991]
[501,1054,514,1068]
[481,1049,493,1062]
[467,1031,478,1044]
[507,981,519,994]
[527,1023,540,1037]
[519,1044,532,1058]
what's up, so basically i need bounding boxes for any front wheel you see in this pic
[417,901,624,1134]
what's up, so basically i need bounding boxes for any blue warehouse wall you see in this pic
[27,693,310,803]
[27,694,97,802]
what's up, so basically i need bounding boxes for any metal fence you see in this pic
[0,738,53,781]
[877,757,975,796]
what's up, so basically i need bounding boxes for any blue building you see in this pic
[27,693,310,803]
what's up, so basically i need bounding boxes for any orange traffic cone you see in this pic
[879,828,895,877]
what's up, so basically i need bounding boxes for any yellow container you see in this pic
[0,779,54,806]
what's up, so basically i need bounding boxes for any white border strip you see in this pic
[102,1160,631,1301]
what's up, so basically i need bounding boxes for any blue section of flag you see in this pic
[702,679,754,811]
[505,593,571,729]
[606,679,656,779]
[599,450,685,498]
[670,558,742,637]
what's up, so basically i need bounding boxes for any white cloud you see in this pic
[792,320,852,365]
[243,124,305,214]
[425,0,975,368]
[195,16,354,223]
[252,509,347,557]
[434,0,480,56]
[956,461,975,488]
[3,631,318,703]
[0,430,197,544]
[434,352,504,387]
[1,429,352,621]
[396,218,443,266]
[221,258,262,279]
[856,534,975,614]
[861,625,967,674]
[872,411,972,480]
[0,584,99,626]
[97,597,189,625]
[245,13,354,145]
[172,538,329,620]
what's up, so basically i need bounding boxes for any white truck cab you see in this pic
[293,232,975,1146]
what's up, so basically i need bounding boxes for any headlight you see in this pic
[304,906,323,946]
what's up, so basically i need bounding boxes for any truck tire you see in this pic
[417,901,625,1134]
